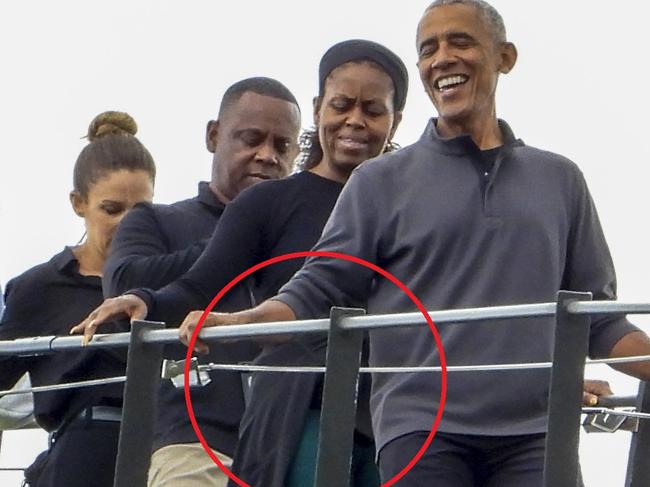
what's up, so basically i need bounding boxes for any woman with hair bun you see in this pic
[0,111,155,486]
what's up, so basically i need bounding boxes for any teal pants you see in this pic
[285,410,380,487]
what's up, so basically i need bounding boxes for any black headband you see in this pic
[318,39,408,111]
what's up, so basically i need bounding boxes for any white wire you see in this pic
[203,363,552,373]
[588,354,650,366]
[0,376,126,398]
[202,354,650,374]
[3,354,650,396]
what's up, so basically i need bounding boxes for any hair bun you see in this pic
[86,111,138,141]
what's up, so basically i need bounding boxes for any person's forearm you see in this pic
[183,299,298,349]
[103,241,207,297]
[609,331,650,380]
[238,299,297,324]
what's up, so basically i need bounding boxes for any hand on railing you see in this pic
[178,300,296,353]
[178,311,248,354]
[70,294,148,345]
[583,379,613,406]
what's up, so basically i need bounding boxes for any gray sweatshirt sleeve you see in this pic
[274,167,382,319]
[563,168,640,357]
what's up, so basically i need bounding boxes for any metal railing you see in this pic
[1,291,650,486]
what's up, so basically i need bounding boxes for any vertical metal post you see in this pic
[625,381,650,486]
[314,307,365,487]
[543,291,592,487]
[113,320,164,487]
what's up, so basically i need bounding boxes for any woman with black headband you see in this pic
[73,39,407,486]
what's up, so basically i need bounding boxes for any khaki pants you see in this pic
[148,443,232,487]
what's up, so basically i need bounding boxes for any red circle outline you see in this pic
[184,250,447,486]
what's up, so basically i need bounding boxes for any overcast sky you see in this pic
[1,1,649,485]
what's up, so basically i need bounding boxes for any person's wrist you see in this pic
[236,309,256,325]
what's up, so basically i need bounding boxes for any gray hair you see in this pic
[425,0,507,43]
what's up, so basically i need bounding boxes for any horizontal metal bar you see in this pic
[0,332,133,356]
[51,333,133,350]
[92,303,561,346]
[598,395,639,408]
[568,301,650,315]
[142,304,559,343]
[340,302,557,330]
[142,317,332,344]
[0,336,56,355]
[4,300,650,356]
[0,318,333,354]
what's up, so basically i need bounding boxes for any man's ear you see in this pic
[312,96,322,127]
[389,111,403,141]
[498,42,518,74]
[70,191,86,218]
[205,120,219,153]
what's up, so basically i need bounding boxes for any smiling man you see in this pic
[100,77,301,487]
[416,0,515,148]
[162,1,650,486]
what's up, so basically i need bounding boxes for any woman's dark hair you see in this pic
[299,40,408,171]
[318,40,408,112]
[73,111,156,198]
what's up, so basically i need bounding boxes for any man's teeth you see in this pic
[437,75,468,90]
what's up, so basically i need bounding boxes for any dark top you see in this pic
[135,172,342,320]
[103,182,224,297]
[132,172,352,486]
[103,181,256,456]
[277,119,639,452]
[0,248,126,432]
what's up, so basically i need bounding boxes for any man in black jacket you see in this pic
[100,77,301,487]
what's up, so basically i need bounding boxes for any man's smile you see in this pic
[434,74,469,92]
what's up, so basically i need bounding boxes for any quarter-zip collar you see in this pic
[419,118,523,156]
[419,118,524,216]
